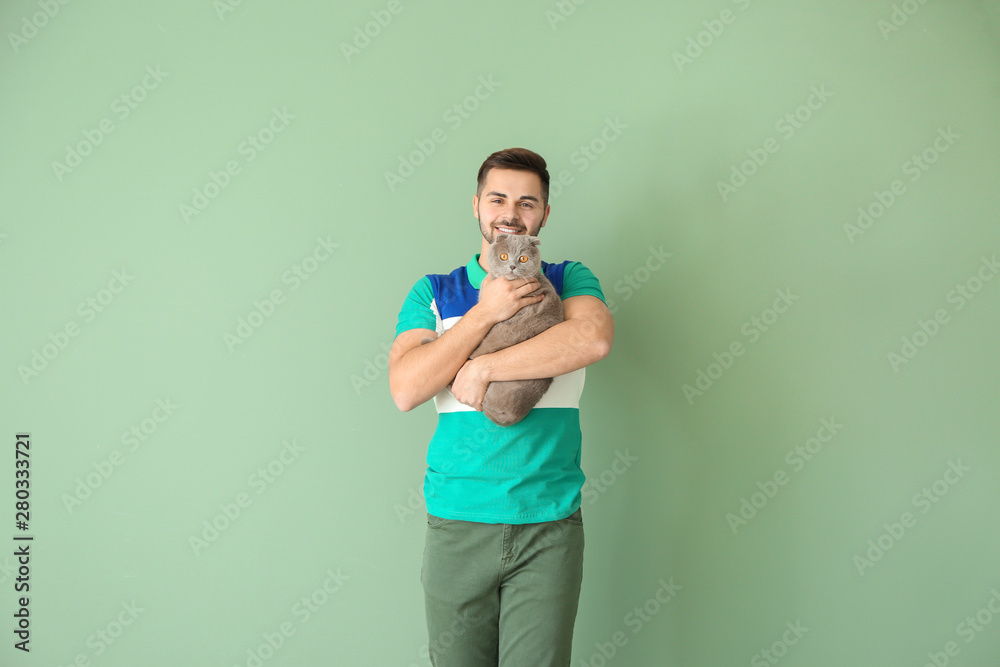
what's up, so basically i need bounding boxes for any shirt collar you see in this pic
[467,253,487,290]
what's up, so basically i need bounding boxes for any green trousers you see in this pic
[420,507,585,666]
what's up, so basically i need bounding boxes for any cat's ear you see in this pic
[495,233,508,242]
[528,235,541,246]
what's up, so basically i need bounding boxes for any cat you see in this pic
[466,233,564,426]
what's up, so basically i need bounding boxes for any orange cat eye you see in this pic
[518,256,527,263]
[499,253,508,261]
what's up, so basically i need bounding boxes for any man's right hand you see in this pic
[475,273,546,325]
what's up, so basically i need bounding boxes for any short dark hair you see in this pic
[476,147,550,207]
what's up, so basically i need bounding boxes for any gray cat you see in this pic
[468,234,564,426]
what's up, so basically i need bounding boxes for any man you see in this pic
[388,147,614,665]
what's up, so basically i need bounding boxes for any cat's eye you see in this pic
[499,253,508,261]
[518,256,528,263]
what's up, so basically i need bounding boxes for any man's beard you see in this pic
[478,207,527,243]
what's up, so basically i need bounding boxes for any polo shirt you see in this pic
[394,252,607,524]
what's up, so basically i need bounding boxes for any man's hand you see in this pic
[475,273,546,324]
[449,357,491,412]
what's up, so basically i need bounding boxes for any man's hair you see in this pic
[476,147,550,207]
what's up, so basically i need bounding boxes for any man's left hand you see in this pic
[450,357,491,411]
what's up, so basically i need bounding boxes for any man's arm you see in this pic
[388,273,548,412]
[483,295,614,379]
[449,295,613,410]
[388,311,495,413]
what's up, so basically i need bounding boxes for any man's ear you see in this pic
[472,194,480,219]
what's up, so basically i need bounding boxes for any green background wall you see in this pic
[3,1,999,665]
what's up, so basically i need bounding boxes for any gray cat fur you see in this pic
[468,234,564,426]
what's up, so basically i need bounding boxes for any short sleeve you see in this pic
[561,261,607,305]
[394,277,437,340]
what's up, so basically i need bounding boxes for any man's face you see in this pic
[473,168,550,243]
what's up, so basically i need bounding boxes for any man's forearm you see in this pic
[390,306,494,410]
[478,314,612,382]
